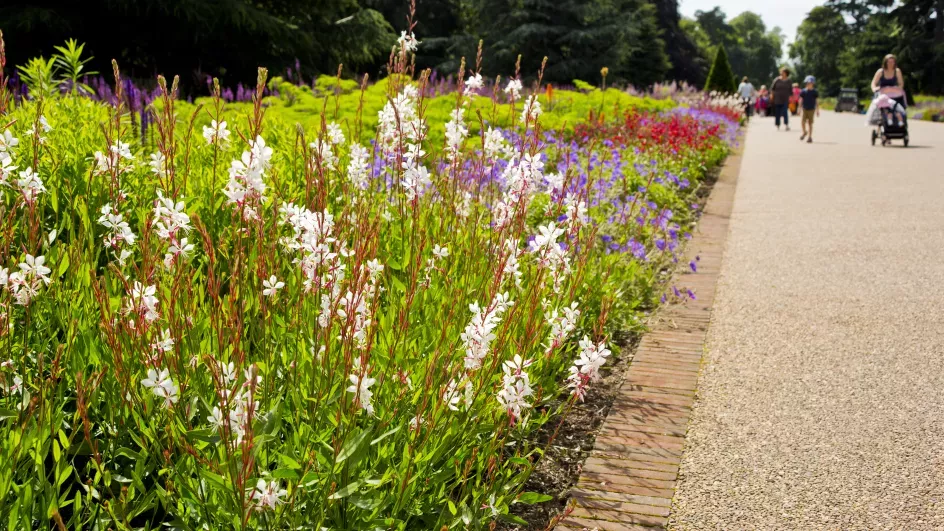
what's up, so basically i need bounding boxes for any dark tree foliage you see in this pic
[690,8,781,86]
[790,6,850,95]
[0,0,396,90]
[839,15,896,96]
[796,0,944,95]
[475,0,669,86]
[651,0,707,85]
[704,45,736,93]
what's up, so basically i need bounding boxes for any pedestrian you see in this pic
[870,54,906,111]
[799,75,820,143]
[738,76,757,118]
[770,67,792,130]
[737,76,756,117]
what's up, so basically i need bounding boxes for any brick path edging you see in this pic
[555,146,744,531]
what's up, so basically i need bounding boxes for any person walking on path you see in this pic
[870,53,906,110]
[738,76,756,118]
[799,75,820,143]
[770,68,792,130]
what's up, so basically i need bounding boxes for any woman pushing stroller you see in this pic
[866,54,910,146]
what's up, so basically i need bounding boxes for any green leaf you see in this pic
[515,492,553,504]
[335,428,370,467]
[271,468,300,480]
[370,425,401,446]
[447,500,457,515]
[498,514,529,525]
[328,480,362,499]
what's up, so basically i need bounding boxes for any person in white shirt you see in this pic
[737,76,756,117]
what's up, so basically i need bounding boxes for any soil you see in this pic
[499,334,640,530]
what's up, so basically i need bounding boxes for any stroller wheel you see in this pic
[904,136,909,147]
[871,130,877,145]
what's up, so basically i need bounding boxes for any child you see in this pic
[876,94,906,127]
[799,75,820,143]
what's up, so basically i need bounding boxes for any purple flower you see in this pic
[687,289,696,300]
[689,261,697,272]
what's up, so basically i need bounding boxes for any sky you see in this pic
[679,0,825,52]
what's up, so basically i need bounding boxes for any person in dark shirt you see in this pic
[799,75,820,143]
[770,68,793,130]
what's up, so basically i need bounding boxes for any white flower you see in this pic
[224,136,272,219]
[0,129,19,153]
[483,127,508,159]
[202,120,231,147]
[19,255,51,284]
[398,31,421,53]
[16,167,45,204]
[461,292,513,370]
[141,367,179,407]
[326,122,345,145]
[164,237,194,268]
[465,73,484,94]
[566,336,612,401]
[0,156,17,187]
[530,222,565,254]
[521,95,542,123]
[250,479,287,510]
[149,152,168,178]
[346,143,371,190]
[444,379,462,411]
[208,406,225,430]
[505,79,523,100]
[262,275,284,297]
[126,282,160,323]
[347,371,376,416]
[150,329,175,355]
[497,369,533,421]
[563,193,589,230]
[432,245,449,260]
[221,362,237,385]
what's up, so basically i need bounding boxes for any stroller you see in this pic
[867,93,909,147]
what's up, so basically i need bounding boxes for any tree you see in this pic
[790,6,850,94]
[651,0,707,84]
[728,12,782,85]
[893,0,944,94]
[838,14,896,96]
[694,7,737,51]
[704,45,737,93]
[478,0,669,86]
[0,0,397,91]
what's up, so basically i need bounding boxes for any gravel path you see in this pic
[669,112,944,530]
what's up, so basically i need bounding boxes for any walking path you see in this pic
[670,113,944,529]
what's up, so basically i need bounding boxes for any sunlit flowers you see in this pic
[461,292,513,370]
[202,120,231,148]
[347,370,376,416]
[141,367,179,407]
[223,135,273,221]
[16,167,45,205]
[566,336,612,401]
[125,282,160,324]
[93,141,135,176]
[505,79,523,100]
[7,254,52,306]
[262,275,284,297]
[250,479,287,510]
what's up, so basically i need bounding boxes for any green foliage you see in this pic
[573,79,597,91]
[16,55,58,99]
[53,39,98,95]
[690,8,783,85]
[704,45,737,93]
[790,6,849,95]
[0,70,729,529]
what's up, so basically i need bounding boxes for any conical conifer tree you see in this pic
[704,45,738,93]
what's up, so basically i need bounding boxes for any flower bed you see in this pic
[0,46,737,529]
